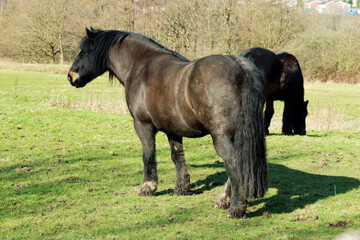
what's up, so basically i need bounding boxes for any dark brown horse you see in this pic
[68,29,267,218]
[240,47,308,135]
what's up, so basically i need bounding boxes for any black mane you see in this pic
[79,30,189,78]
[79,30,128,78]
[129,32,189,62]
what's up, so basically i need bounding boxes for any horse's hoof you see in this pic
[282,130,294,135]
[138,191,156,196]
[215,202,230,210]
[215,192,230,209]
[174,186,191,195]
[215,200,230,210]
[174,176,191,195]
[139,181,157,196]
[227,203,247,219]
[227,213,246,219]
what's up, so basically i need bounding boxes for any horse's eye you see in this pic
[79,50,88,56]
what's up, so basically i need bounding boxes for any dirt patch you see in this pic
[292,214,319,223]
[329,220,354,228]
[64,176,80,182]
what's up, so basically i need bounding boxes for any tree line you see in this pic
[0,0,360,83]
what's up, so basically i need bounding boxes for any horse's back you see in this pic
[240,47,283,87]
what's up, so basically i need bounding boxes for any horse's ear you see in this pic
[90,27,94,31]
[85,27,92,36]
[86,27,97,39]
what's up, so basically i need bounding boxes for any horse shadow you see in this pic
[249,163,359,216]
[156,161,226,196]
[267,133,327,138]
[159,162,360,216]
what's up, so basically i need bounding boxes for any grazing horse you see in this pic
[68,28,267,218]
[240,47,308,135]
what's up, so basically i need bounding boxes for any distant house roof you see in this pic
[304,1,323,9]
[317,1,351,12]
[327,1,351,9]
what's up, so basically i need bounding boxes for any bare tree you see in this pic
[0,0,9,14]
[0,0,85,63]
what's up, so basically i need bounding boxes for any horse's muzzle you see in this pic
[67,73,74,85]
[68,71,81,87]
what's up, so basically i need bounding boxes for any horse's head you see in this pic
[68,28,105,88]
[293,100,309,135]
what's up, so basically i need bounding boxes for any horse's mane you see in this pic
[79,30,128,79]
[79,29,189,80]
[128,32,189,62]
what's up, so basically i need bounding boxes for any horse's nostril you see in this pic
[67,73,72,82]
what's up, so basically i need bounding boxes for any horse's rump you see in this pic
[277,52,304,92]
[239,47,283,90]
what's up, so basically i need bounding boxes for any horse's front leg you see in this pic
[134,120,158,196]
[264,99,274,135]
[215,178,231,210]
[167,134,191,195]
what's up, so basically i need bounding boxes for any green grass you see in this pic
[0,66,359,239]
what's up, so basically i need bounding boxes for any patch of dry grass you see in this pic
[46,85,128,114]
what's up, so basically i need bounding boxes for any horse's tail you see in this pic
[234,61,268,200]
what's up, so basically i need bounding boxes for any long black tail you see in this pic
[234,60,268,199]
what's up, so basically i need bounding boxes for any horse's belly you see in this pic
[154,113,209,138]
[148,84,208,137]
[167,125,208,138]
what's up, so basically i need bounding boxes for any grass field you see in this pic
[0,65,359,239]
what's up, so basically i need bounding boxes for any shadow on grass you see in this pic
[162,162,360,216]
[156,161,226,196]
[248,163,360,217]
[157,171,227,196]
[4,147,358,217]
[267,133,328,138]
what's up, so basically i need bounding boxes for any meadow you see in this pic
[0,64,359,239]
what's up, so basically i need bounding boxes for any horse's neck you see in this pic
[108,40,135,85]
[108,37,180,86]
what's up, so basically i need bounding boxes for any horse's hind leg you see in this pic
[167,134,190,195]
[134,120,158,196]
[213,136,247,218]
[282,100,294,135]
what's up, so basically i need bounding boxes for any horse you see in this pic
[240,47,308,135]
[68,28,267,218]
